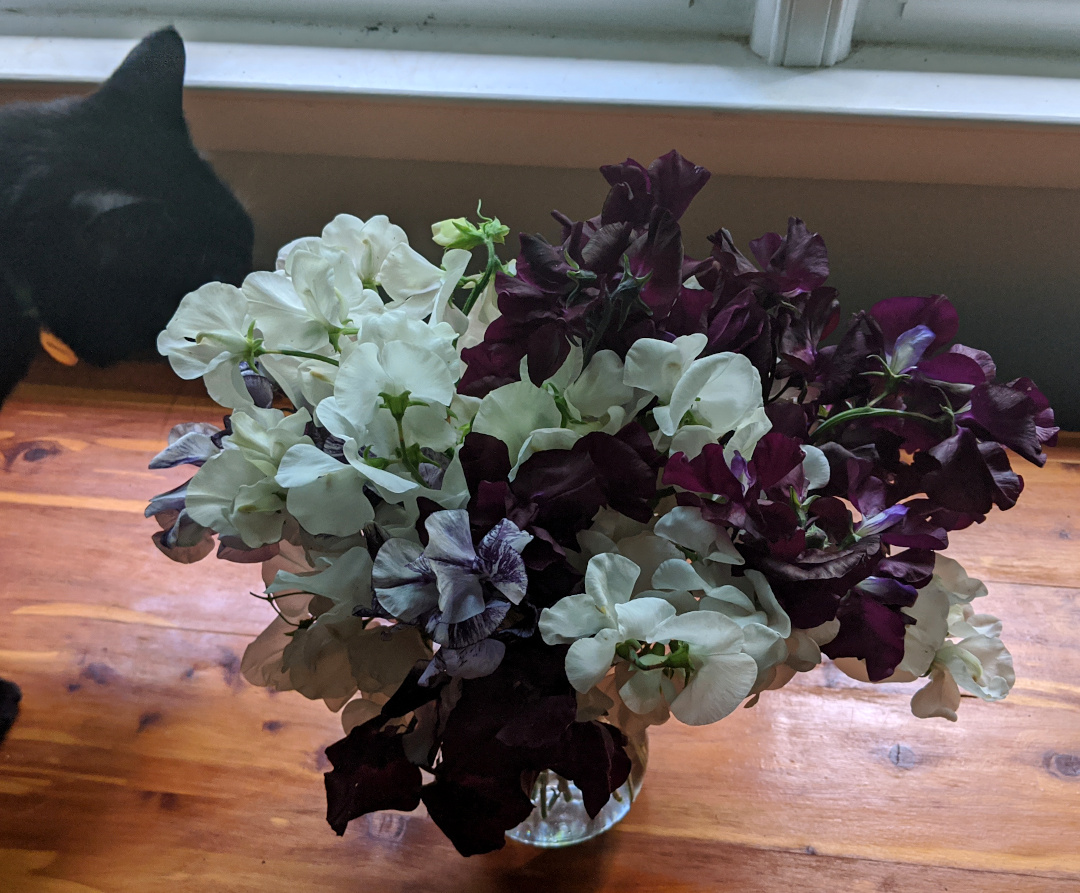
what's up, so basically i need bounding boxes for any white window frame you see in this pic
[1,1,1080,191]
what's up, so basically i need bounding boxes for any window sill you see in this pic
[3,35,1080,189]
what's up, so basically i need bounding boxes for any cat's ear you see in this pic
[94,27,186,127]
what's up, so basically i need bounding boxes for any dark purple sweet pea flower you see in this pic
[748,217,830,298]
[324,716,424,836]
[459,152,711,398]
[822,575,918,681]
[958,378,1058,466]
[600,150,711,227]
[869,294,958,357]
[419,640,631,855]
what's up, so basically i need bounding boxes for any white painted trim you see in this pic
[3,36,1080,126]
[901,0,1080,33]
[751,0,861,67]
[859,0,1080,52]
[3,35,1080,191]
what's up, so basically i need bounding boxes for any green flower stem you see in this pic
[810,405,949,444]
[260,348,340,367]
[460,238,501,317]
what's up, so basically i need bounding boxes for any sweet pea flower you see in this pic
[372,510,533,682]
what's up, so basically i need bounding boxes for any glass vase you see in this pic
[506,718,648,848]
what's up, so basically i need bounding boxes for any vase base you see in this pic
[506,777,634,848]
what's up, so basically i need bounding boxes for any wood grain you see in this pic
[1,366,1077,893]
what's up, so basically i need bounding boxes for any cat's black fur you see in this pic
[0,27,254,405]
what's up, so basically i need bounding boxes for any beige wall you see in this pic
[209,150,1080,430]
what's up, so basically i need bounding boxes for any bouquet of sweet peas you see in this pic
[148,151,1056,855]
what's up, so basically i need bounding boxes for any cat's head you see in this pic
[0,28,254,366]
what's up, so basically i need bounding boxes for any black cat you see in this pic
[0,27,254,406]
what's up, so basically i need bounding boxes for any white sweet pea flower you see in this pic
[471,379,562,463]
[378,243,454,319]
[244,250,364,355]
[320,214,409,288]
[896,579,951,679]
[356,311,462,374]
[541,553,759,725]
[800,444,831,492]
[511,428,581,477]
[623,334,707,404]
[258,353,337,413]
[620,610,759,726]
[564,350,649,435]
[157,280,253,379]
[185,408,312,547]
[651,351,762,437]
[275,444,374,537]
[243,546,430,708]
[627,341,769,458]
[157,281,256,408]
[540,553,641,647]
[910,664,962,721]
[455,264,508,353]
[654,504,743,565]
[903,557,1013,721]
[651,559,790,691]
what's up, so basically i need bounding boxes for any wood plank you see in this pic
[0,367,1077,892]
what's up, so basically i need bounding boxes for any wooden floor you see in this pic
[1,359,1078,893]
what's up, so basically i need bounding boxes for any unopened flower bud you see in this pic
[432,217,483,250]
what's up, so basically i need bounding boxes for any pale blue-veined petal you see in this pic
[419,638,507,685]
[429,599,512,649]
[371,539,439,622]
[145,480,189,518]
[149,423,221,469]
[423,510,485,625]
[475,519,533,605]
